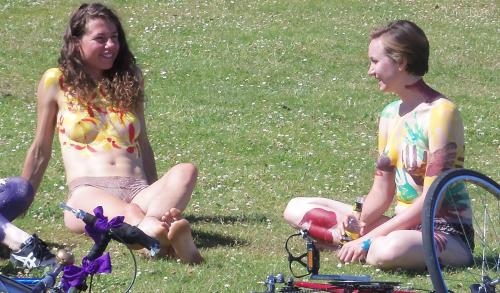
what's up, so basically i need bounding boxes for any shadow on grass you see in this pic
[185,214,268,225]
[192,230,248,249]
[187,214,267,248]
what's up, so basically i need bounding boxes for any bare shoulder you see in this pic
[39,68,63,89]
[430,97,459,114]
[380,100,401,119]
[378,100,401,132]
[37,68,63,103]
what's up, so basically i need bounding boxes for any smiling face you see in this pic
[79,18,120,81]
[367,37,403,94]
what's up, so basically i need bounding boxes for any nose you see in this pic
[367,64,373,76]
[367,64,375,77]
[105,38,118,49]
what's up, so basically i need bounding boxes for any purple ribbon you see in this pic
[60,206,123,292]
[84,206,124,243]
[61,253,112,292]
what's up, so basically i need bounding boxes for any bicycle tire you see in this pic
[422,168,499,293]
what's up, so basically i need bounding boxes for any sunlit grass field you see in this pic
[0,0,498,292]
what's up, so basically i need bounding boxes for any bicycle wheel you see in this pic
[422,169,499,293]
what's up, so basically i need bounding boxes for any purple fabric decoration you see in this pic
[61,253,112,292]
[0,177,35,222]
[84,206,124,243]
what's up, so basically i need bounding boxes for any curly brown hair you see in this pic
[58,3,143,111]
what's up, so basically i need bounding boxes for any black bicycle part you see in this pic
[75,209,160,258]
[56,205,150,292]
[87,232,112,261]
[311,274,371,282]
[110,223,160,255]
[422,168,499,293]
[79,212,142,293]
[285,230,320,278]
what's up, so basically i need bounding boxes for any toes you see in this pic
[161,213,175,225]
[158,220,170,229]
[169,208,182,220]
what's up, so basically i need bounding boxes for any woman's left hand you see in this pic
[337,238,368,263]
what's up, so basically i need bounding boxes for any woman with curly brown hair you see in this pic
[22,3,202,264]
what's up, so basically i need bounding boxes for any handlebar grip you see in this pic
[64,205,160,257]
[109,223,161,256]
[86,233,112,261]
[81,212,97,226]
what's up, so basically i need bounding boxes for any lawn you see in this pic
[0,0,498,292]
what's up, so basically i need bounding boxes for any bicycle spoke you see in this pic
[422,169,499,293]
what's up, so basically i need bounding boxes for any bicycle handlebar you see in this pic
[60,203,161,258]
[30,204,159,293]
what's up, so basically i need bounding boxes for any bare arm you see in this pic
[359,170,395,226]
[135,74,158,184]
[21,73,58,193]
[358,108,396,229]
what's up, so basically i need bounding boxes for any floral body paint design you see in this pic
[375,80,470,225]
[42,68,140,155]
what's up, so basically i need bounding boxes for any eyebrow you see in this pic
[91,31,118,37]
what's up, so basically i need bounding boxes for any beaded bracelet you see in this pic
[361,239,372,251]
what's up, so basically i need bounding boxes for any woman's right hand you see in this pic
[340,215,361,238]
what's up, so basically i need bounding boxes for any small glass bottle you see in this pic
[340,197,363,244]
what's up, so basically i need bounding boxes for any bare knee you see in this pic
[366,237,425,270]
[0,177,35,221]
[283,197,307,225]
[123,203,145,226]
[366,237,404,268]
[176,163,198,182]
[168,163,198,188]
[64,211,85,233]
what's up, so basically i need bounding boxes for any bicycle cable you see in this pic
[109,229,138,293]
[86,228,139,293]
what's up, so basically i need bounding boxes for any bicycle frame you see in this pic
[253,230,414,293]
[0,204,160,293]
[257,273,416,293]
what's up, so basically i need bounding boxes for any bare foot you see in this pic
[160,208,182,229]
[166,209,203,265]
[138,209,203,264]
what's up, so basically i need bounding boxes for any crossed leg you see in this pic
[283,197,356,245]
[366,230,472,270]
[284,196,390,247]
[64,163,203,264]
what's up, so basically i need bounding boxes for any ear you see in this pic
[72,36,83,55]
[72,36,81,46]
[397,57,408,71]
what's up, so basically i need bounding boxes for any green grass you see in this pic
[0,0,498,292]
